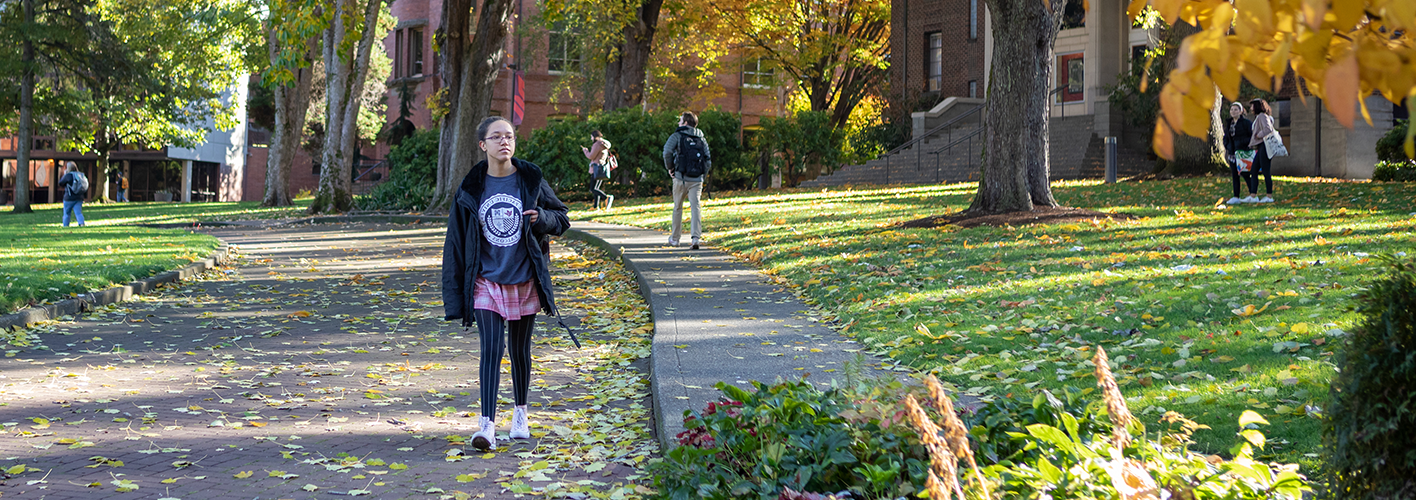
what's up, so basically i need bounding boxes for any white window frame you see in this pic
[742,58,772,89]
[547,27,580,74]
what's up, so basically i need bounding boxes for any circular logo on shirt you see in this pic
[480,192,523,247]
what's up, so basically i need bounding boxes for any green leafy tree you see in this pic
[306,0,388,214]
[428,0,518,210]
[258,0,323,207]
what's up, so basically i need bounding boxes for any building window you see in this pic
[408,27,424,77]
[926,32,942,92]
[548,26,580,73]
[1057,53,1084,103]
[1275,99,1291,128]
[394,30,404,79]
[1061,0,1085,30]
[969,80,978,98]
[742,58,771,88]
[969,0,978,40]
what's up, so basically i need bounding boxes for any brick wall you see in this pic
[892,0,986,100]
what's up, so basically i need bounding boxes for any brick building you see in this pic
[880,0,1391,182]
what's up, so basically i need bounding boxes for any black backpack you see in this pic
[674,131,710,178]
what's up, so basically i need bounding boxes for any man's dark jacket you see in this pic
[442,158,570,326]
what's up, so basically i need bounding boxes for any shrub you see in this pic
[1375,119,1413,163]
[757,111,844,187]
[518,108,757,200]
[354,128,437,211]
[1373,160,1416,182]
[652,350,1310,500]
[652,377,931,500]
[1322,256,1416,499]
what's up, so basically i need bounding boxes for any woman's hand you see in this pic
[524,209,539,225]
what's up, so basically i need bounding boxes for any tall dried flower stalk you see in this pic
[924,375,990,500]
[1093,346,1136,448]
[904,394,964,500]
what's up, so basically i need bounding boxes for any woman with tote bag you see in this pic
[1245,98,1283,203]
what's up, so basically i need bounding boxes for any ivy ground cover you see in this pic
[0,201,310,314]
[578,176,1416,470]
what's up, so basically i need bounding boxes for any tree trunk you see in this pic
[603,0,664,111]
[1156,22,1226,176]
[263,31,317,207]
[309,0,383,215]
[10,0,34,213]
[433,0,515,211]
[430,0,472,210]
[969,0,1064,214]
[1163,90,1226,175]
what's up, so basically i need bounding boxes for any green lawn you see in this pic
[0,200,310,314]
[575,176,1416,471]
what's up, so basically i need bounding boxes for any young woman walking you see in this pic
[442,116,570,450]
[581,130,613,209]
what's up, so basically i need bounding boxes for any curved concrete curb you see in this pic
[0,243,233,331]
[558,228,674,448]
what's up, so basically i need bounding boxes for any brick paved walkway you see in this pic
[0,222,657,499]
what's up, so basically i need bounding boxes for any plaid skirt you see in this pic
[473,277,540,320]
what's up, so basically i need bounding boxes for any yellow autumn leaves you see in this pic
[1137,0,1416,159]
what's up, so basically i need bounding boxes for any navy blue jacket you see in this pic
[442,158,570,326]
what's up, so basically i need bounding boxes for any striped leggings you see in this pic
[473,309,535,417]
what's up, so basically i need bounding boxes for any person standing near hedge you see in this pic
[581,130,613,210]
[1246,98,1277,203]
[1223,102,1254,205]
[662,111,711,250]
[442,116,570,451]
[56,161,87,227]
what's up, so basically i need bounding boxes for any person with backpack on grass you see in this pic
[581,130,614,210]
[661,111,711,249]
[57,161,88,227]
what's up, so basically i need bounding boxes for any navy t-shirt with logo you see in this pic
[478,174,533,284]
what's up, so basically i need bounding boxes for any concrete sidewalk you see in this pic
[563,222,894,449]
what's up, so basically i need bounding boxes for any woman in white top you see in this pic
[581,130,613,209]
[1245,98,1277,203]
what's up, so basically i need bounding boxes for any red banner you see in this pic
[511,70,525,126]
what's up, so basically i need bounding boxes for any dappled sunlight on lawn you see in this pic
[577,176,1416,469]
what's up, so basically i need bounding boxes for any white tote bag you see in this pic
[1264,130,1287,158]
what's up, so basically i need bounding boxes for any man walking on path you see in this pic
[662,111,711,249]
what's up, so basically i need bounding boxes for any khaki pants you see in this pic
[670,177,702,244]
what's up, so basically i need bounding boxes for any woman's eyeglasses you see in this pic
[484,134,516,143]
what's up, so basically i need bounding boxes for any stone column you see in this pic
[182,159,192,202]
[1088,0,1128,137]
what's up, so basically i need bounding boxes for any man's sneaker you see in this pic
[509,406,530,439]
[605,195,614,210]
[1241,195,1260,203]
[472,416,496,450]
[1259,195,1274,203]
[690,239,700,250]
[667,237,679,247]
[1226,197,1244,205]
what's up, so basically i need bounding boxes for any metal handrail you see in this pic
[883,101,987,157]
[354,159,388,182]
[926,126,985,182]
[1049,85,1069,119]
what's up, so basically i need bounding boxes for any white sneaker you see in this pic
[1226,197,1244,205]
[690,239,700,250]
[605,195,614,210]
[472,416,496,450]
[1258,195,1274,203]
[1241,195,1260,203]
[509,405,530,439]
[667,237,679,247]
